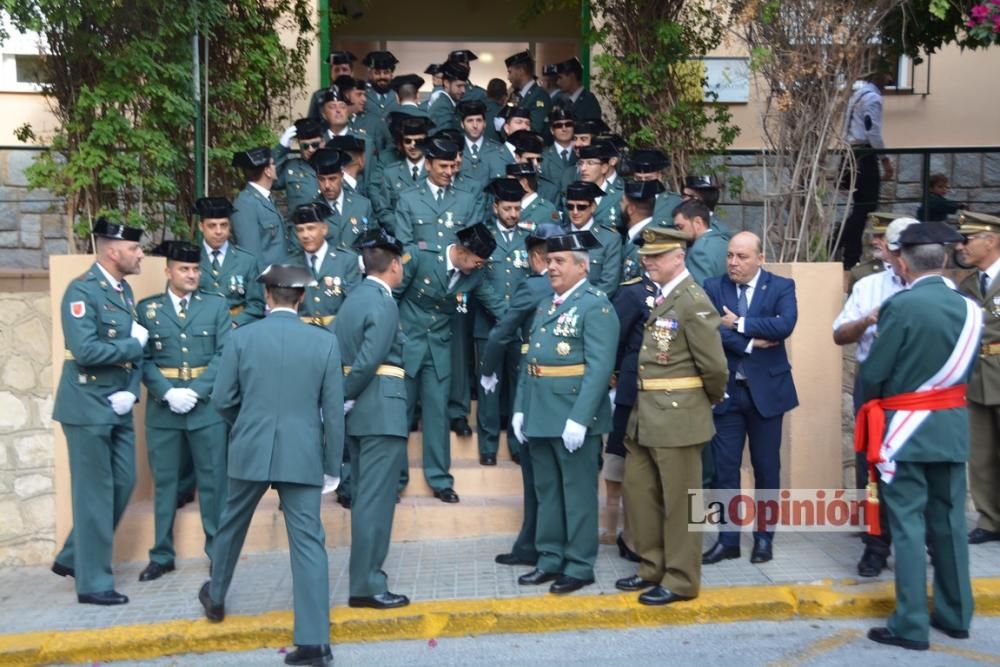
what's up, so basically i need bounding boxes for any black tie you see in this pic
[412,165,419,181]
[211,250,221,274]
[179,297,188,318]
[331,200,340,217]
[436,188,444,203]
[310,254,319,279]
[471,143,479,158]
[982,272,991,297]
[561,149,569,162]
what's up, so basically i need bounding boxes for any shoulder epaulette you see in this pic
[620,276,642,286]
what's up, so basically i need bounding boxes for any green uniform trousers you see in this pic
[146,424,228,565]
[447,311,474,422]
[883,461,973,642]
[209,479,329,645]
[176,449,196,500]
[474,338,521,457]
[405,351,453,491]
[969,401,1000,532]
[530,434,600,580]
[348,434,407,597]
[509,440,538,562]
[55,423,136,595]
[624,438,703,598]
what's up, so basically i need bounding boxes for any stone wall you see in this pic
[0,289,55,566]
[0,148,68,271]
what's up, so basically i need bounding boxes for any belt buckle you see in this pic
[179,365,192,381]
[528,363,540,377]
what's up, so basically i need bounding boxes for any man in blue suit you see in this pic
[701,231,799,565]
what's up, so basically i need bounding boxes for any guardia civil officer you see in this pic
[195,197,265,327]
[231,147,288,272]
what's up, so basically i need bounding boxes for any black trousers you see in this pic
[839,149,881,270]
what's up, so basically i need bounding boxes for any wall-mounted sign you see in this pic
[703,57,750,104]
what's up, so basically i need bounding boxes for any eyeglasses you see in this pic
[300,141,322,150]
[402,136,424,145]
[551,121,574,130]
[566,203,592,211]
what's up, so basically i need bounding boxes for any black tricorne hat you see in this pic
[456,222,497,259]
[545,230,601,252]
[192,197,234,219]
[257,264,317,288]
[92,217,143,242]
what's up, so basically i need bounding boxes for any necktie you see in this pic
[561,149,569,162]
[436,188,444,203]
[737,284,749,318]
[178,297,188,318]
[331,200,340,217]
[310,254,319,279]
[412,165,419,181]
[982,272,991,297]
[471,143,479,158]
[211,250,221,274]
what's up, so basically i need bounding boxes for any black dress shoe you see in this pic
[518,568,559,585]
[638,586,694,606]
[549,575,594,594]
[857,549,887,577]
[199,581,225,622]
[450,417,473,437]
[867,627,928,651]
[510,452,521,465]
[750,537,773,564]
[968,527,1000,544]
[348,591,410,609]
[615,575,657,591]
[176,490,196,509]
[930,617,969,639]
[702,542,740,564]
[51,561,74,578]
[495,553,536,566]
[139,560,175,582]
[284,643,332,666]
[433,487,460,503]
[616,534,640,563]
[480,453,497,466]
[78,590,129,606]
[336,494,352,509]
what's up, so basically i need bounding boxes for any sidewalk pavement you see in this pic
[3,524,1000,664]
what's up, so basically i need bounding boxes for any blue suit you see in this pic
[702,269,798,547]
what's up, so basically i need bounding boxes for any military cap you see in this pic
[327,50,356,66]
[958,210,1000,235]
[596,133,627,155]
[310,148,352,175]
[506,105,531,120]
[353,227,403,255]
[153,240,200,263]
[362,51,398,69]
[192,196,234,219]
[685,174,719,190]
[574,118,610,136]
[257,263,317,288]
[419,136,461,161]
[542,64,559,77]
[389,111,434,138]
[637,226,687,256]
[628,148,670,173]
[486,177,525,202]
[456,222,497,259]
[320,86,343,105]
[92,217,143,242]
[326,135,366,154]
[334,75,366,97]
[432,128,465,146]
[294,117,324,140]
[389,74,425,94]
[546,230,601,252]
[231,146,271,170]
[555,57,583,76]
[623,179,666,202]
[292,202,333,225]
[577,141,616,162]
[508,130,545,154]
[505,50,534,68]
[548,104,574,124]
[898,220,964,247]
[439,60,470,82]
[867,211,898,235]
[456,99,488,119]
[884,217,921,252]
[447,49,477,64]
[506,162,537,178]
[565,180,605,202]
[424,63,442,76]
[526,223,564,250]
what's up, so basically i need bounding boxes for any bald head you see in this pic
[727,231,764,284]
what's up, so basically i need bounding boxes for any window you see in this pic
[1,14,48,92]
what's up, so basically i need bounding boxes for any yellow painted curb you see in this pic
[2,578,999,666]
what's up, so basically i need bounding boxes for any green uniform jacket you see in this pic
[365,87,399,122]
[626,275,728,446]
[394,181,483,249]
[428,93,459,132]
[463,84,487,104]
[563,222,623,297]
[351,111,392,158]
[520,195,561,228]
[395,247,508,379]
[959,271,1000,406]
[314,193,375,251]
[480,272,553,377]
[541,144,576,200]
[198,243,265,327]
[519,81,552,136]
[212,311,344,484]
[484,98,503,143]
[231,185,289,272]
[473,223,532,339]
[272,145,319,216]
[137,290,230,430]
[686,222,731,286]
[514,281,619,436]
[325,127,377,195]
[651,191,684,227]
[569,89,602,122]
[283,246,362,320]
[373,160,425,230]
[334,278,409,438]
[860,276,978,461]
[591,189,623,231]
[461,140,510,188]
[54,263,144,425]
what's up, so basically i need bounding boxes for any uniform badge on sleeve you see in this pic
[70,302,86,318]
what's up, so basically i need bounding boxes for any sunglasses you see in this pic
[566,203,592,211]
[551,121,574,130]
[300,141,322,150]
[402,137,424,145]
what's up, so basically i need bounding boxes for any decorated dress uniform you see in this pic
[507,163,561,229]
[512,231,619,594]
[504,51,552,136]
[428,60,468,133]
[395,223,507,502]
[615,228,728,605]
[136,242,231,582]
[194,197,265,327]
[625,148,683,228]
[373,114,434,230]
[230,147,288,272]
[52,219,146,605]
[362,50,401,121]
[273,118,323,216]
[306,50,358,120]
[458,99,511,188]
[562,180,623,297]
[310,147,375,251]
[334,229,411,610]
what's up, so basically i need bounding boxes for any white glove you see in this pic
[279,124,297,148]
[493,116,505,133]
[322,475,341,495]
[107,391,137,416]
[344,400,356,415]
[480,373,499,394]
[561,419,587,453]
[130,320,149,347]
[511,412,526,444]
[165,387,198,414]
[608,388,616,405]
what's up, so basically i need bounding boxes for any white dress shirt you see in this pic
[627,217,653,243]
[203,240,228,266]
[249,182,271,199]
[307,241,329,272]
[844,81,885,150]
[167,288,192,316]
[832,265,905,362]
[554,276,587,303]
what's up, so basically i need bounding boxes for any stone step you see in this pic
[401,460,523,497]
[406,430,517,464]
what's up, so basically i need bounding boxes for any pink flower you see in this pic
[966,19,977,26]
[993,13,1000,29]
[971,3,990,19]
